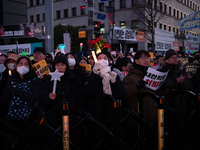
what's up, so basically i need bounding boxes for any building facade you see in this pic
[26,0,200,53]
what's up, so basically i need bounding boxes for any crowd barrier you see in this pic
[0,89,199,150]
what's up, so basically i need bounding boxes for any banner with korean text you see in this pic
[143,67,169,91]
[155,28,175,51]
[113,27,137,41]
[180,11,200,31]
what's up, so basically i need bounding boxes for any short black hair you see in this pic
[33,47,46,55]
[134,50,150,61]
[0,54,7,58]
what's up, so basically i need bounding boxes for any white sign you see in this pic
[155,27,175,51]
[63,33,71,54]
[155,40,173,51]
[0,44,31,55]
[143,67,168,91]
[113,27,137,41]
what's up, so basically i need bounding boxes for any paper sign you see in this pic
[185,63,200,75]
[32,59,50,79]
[121,71,128,77]
[143,67,168,91]
[149,52,154,67]
[178,57,188,65]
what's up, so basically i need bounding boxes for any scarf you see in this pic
[133,62,149,76]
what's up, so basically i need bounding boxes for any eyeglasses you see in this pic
[169,56,178,60]
[140,56,150,60]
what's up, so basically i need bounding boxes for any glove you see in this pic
[110,71,117,83]
[93,62,101,75]
[136,80,147,89]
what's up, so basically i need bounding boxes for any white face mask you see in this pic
[98,59,109,68]
[0,64,6,72]
[68,58,76,67]
[17,66,30,75]
[7,63,15,71]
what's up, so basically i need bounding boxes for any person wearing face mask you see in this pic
[65,53,87,87]
[0,54,7,81]
[0,56,42,149]
[83,51,125,149]
[41,55,85,150]
[0,53,19,95]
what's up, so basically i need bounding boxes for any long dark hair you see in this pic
[16,56,32,73]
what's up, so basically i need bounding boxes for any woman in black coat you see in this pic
[83,52,125,149]
[0,56,42,149]
[41,55,85,150]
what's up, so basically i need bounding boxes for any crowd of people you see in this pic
[0,47,199,149]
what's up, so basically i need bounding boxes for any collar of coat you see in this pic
[160,59,184,71]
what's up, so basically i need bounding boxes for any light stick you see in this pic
[9,70,11,76]
[49,69,64,93]
[92,51,98,62]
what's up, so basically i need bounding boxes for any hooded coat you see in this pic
[122,63,168,125]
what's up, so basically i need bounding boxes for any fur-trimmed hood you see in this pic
[160,58,184,70]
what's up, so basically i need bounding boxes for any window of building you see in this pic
[43,0,44,4]
[184,13,186,17]
[99,3,104,11]
[30,15,34,23]
[120,21,126,28]
[80,6,86,15]
[181,12,183,19]
[64,9,68,18]
[154,22,157,28]
[177,10,179,18]
[56,10,61,19]
[169,6,171,16]
[132,20,138,30]
[173,27,175,33]
[184,0,186,4]
[36,14,40,22]
[109,0,115,7]
[160,2,162,12]
[43,13,45,21]
[187,0,189,6]
[36,0,40,5]
[164,4,167,13]
[159,23,162,29]
[169,26,171,31]
[30,0,33,7]
[173,8,176,17]
[190,1,192,8]
[177,28,179,35]
[164,24,166,30]
[195,4,197,11]
[132,0,138,6]
[72,7,76,16]
[198,6,199,11]
[100,24,105,33]
[120,0,126,9]
[193,3,194,9]
[154,0,157,9]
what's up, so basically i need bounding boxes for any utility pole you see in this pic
[45,0,54,53]
[87,0,94,55]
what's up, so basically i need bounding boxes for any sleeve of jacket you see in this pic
[9,78,42,105]
[110,75,125,100]
[83,72,102,98]
[122,74,140,99]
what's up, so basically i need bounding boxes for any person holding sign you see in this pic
[122,50,168,147]
[83,51,125,149]
[41,55,85,150]
[0,56,42,149]
[159,49,193,114]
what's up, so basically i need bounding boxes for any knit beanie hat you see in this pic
[164,49,178,60]
[54,55,68,66]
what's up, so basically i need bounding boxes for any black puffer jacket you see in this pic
[41,71,85,126]
[0,71,42,106]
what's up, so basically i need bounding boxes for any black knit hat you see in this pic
[164,49,178,60]
[54,55,68,66]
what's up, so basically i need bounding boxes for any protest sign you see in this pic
[32,59,50,79]
[121,71,129,77]
[113,26,137,41]
[178,57,188,65]
[143,67,168,91]
[185,63,200,75]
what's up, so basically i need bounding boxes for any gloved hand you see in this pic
[93,62,101,75]
[136,80,147,89]
[110,71,117,83]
